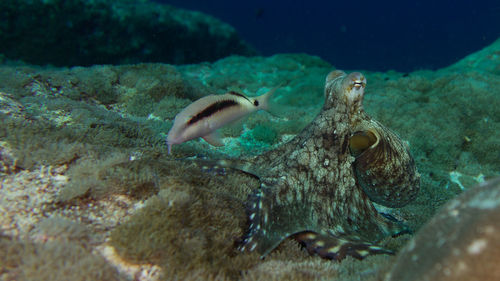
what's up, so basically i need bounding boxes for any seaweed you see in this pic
[109,162,260,280]
[33,216,94,244]
[0,233,124,281]
[57,154,161,202]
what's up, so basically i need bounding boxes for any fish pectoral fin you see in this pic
[239,182,316,258]
[202,131,224,147]
[294,231,394,261]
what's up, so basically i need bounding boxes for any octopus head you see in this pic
[324,70,345,99]
[324,70,366,110]
[342,72,366,106]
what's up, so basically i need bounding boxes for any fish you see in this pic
[166,88,276,154]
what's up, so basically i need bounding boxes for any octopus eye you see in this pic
[353,81,366,88]
[349,73,366,89]
[343,72,367,103]
[254,100,259,106]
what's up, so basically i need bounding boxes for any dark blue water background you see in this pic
[157,0,499,72]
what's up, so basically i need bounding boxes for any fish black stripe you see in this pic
[187,100,239,125]
[228,91,251,102]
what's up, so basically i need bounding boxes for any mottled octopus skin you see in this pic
[219,70,420,260]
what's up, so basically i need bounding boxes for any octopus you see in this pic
[212,70,420,261]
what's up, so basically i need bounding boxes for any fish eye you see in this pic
[254,100,259,106]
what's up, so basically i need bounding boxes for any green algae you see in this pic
[109,162,259,280]
[239,123,280,153]
[0,233,124,281]
[247,124,279,145]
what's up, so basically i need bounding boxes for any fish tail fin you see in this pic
[295,231,394,261]
[256,86,278,111]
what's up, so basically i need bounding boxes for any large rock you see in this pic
[445,37,500,74]
[0,0,256,66]
[385,177,500,281]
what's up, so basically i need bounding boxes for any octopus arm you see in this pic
[238,180,401,261]
[239,181,320,258]
[294,231,394,260]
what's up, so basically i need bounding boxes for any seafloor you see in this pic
[0,36,499,280]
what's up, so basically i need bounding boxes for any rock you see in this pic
[0,0,256,66]
[445,37,500,74]
[385,177,500,281]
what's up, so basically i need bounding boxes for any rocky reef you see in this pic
[0,36,499,280]
[0,0,256,66]
[386,177,500,281]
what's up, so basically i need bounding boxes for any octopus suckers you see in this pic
[467,239,488,255]
[327,245,341,253]
[357,250,369,256]
[314,240,325,247]
[302,233,317,240]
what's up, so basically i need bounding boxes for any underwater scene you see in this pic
[0,0,499,280]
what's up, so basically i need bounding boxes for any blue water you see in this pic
[157,0,500,72]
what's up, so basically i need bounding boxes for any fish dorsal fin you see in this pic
[202,130,224,147]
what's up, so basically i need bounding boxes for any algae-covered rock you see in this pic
[446,37,500,74]
[385,177,500,281]
[0,235,125,281]
[0,0,256,66]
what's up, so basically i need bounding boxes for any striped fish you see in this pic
[166,88,276,154]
